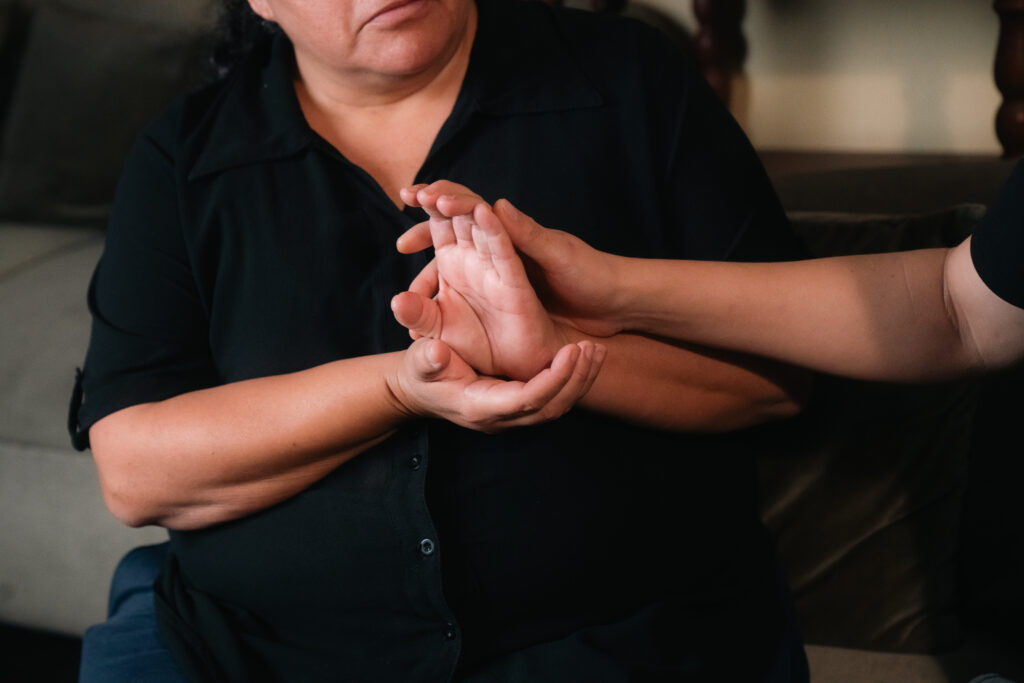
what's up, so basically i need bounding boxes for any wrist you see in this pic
[606,255,650,332]
[554,319,588,346]
[383,350,425,421]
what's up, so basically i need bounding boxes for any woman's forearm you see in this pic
[573,330,810,432]
[89,352,411,531]
[89,338,605,531]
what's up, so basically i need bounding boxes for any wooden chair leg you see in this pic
[693,0,747,105]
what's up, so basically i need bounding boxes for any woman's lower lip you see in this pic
[368,0,431,27]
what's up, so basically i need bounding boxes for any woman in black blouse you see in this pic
[75,0,813,680]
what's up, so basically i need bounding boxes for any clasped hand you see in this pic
[386,181,607,432]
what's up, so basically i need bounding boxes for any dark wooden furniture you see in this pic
[995,0,1024,157]
[700,0,1023,158]
[692,0,746,105]
[599,0,1024,158]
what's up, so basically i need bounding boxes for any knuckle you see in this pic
[518,399,539,414]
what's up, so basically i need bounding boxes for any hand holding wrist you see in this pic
[388,338,607,433]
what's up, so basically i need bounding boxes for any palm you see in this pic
[432,236,559,381]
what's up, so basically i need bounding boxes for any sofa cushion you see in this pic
[36,0,215,29]
[758,377,975,653]
[0,224,103,448]
[757,206,983,653]
[0,1,213,224]
[790,204,985,257]
[0,220,171,635]
[0,439,168,635]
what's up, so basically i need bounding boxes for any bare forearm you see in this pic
[571,330,809,432]
[90,352,410,530]
[613,247,987,382]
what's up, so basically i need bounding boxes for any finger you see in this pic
[391,291,442,339]
[428,214,457,251]
[400,184,428,207]
[436,193,485,218]
[461,343,579,419]
[416,182,469,218]
[407,338,452,381]
[475,203,530,285]
[408,258,439,298]
[396,221,433,254]
[471,219,492,263]
[531,341,597,419]
[580,342,607,396]
[419,181,484,217]
[493,199,543,253]
[514,340,605,424]
[506,342,583,413]
[452,214,475,247]
[415,186,449,219]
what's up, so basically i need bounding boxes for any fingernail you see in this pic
[426,342,443,368]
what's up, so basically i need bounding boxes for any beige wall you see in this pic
[642,0,1002,154]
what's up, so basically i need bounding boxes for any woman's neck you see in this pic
[292,7,477,207]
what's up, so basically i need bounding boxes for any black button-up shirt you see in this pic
[73,1,803,680]
[972,159,1024,308]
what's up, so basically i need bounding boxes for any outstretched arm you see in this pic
[399,194,1024,382]
[607,239,1024,381]
[398,182,809,432]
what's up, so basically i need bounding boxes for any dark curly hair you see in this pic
[209,0,280,79]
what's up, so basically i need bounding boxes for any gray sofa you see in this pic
[0,0,215,635]
[0,1,1021,681]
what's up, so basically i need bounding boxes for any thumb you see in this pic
[407,338,453,381]
[391,291,441,339]
[494,199,544,255]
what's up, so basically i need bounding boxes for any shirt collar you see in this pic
[464,0,604,117]
[188,33,312,180]
[188,0,603,180]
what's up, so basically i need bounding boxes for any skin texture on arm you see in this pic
[90,338,602,531]
[610,240,1024,381]
[400,196,1024,382]
[397,182,810,432]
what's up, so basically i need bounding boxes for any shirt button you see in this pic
[410,454,422,470]
[445,623,456,640]
[419,538,436,556]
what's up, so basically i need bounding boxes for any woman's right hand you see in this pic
[388,337,605,434]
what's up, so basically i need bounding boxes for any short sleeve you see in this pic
[70,132,218,449]
[970,159,1024,308]
[663,67,804,264]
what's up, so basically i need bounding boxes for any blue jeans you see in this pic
[78,542,187,683]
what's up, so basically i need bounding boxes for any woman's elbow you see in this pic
[97,478,159,528]
[89,411,165,528]
[91,447,161,528]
